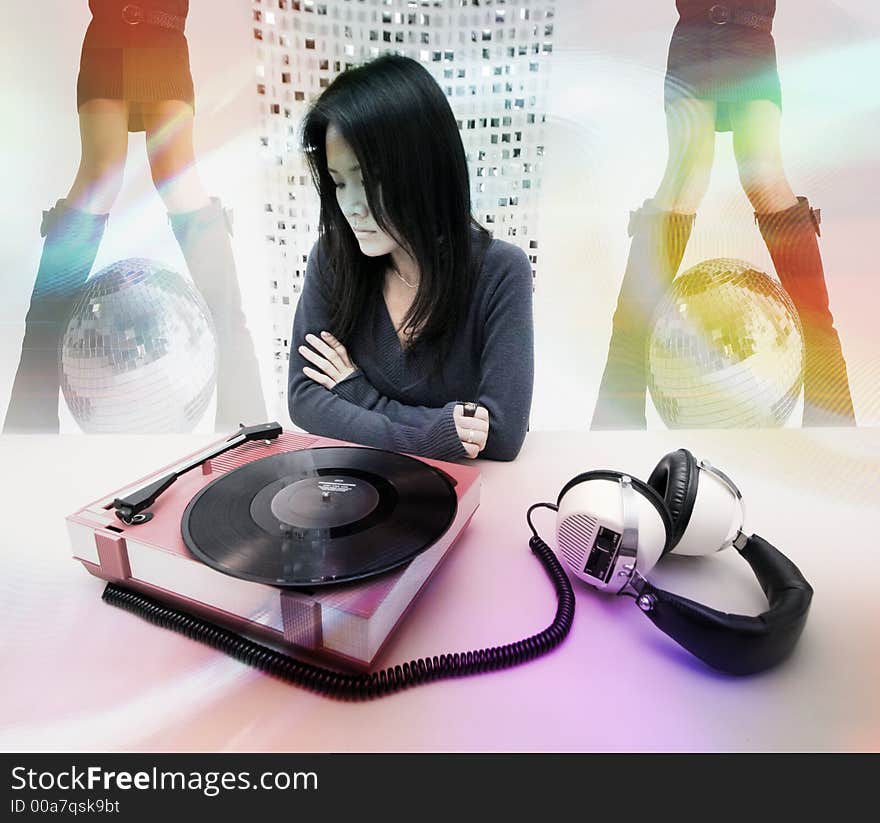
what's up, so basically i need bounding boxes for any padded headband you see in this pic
[635,533,813,675]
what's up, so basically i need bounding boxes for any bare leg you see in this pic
[67,99,130,214]
[142,100,268,430]
[4,100,127,432]
[730,100,797,213]
[733,100,855,425]
[141,99,208,213]
[654,97,717,213]
[591,99,714,429]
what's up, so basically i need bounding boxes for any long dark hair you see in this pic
[301,54,490,361]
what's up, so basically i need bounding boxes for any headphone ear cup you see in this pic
[647,449,698,551]
[555,470,674,585]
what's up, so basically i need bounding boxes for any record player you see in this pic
[66,423,481,670]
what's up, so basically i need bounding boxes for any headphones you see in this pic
[549,448,813,675]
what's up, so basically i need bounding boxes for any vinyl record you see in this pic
[181,447,458,587]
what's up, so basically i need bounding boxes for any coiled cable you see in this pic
[102,525,573,701]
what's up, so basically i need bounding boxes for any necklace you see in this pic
[391,265,418,289]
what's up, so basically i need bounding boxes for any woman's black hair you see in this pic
[301,54,490,364]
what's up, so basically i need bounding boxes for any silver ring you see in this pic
[466,429,474,444]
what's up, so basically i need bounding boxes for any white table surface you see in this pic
[1,427,878,752]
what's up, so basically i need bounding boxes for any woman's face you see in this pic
[325,123,400,259]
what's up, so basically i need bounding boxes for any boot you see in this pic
[755,197,855,426]
[3,200,108,433]
[591,201,695,429]
[169,198,267,431]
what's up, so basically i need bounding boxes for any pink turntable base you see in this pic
[66,431,481,670]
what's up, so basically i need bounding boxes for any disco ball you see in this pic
[647,258,804,428]
[61,258,217,433]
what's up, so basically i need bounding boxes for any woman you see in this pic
[591,0,855,429]
[4,0,266,433]
[289,55,534,461]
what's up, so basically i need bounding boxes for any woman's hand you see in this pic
[300,331,357,389]
[454,404,490,459]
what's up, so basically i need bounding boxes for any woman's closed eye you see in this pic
[331,177,364,188]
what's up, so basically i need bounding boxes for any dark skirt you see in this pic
[76,0,193,132]
[664,1,781,132]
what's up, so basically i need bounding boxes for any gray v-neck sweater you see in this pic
[288,235,534,461]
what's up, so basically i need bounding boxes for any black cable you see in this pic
[527,501,558,538]
[101,528,574,701]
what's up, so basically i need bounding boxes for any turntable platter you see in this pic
[181,447,458,587]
